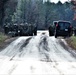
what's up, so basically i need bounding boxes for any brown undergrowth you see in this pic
[66,36,76,50]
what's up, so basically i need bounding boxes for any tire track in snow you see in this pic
[48,37,76,62]
[18,36,40,58]
[38,34,51,62]
[52,63,64,75]
[0,37,32,60]
[8,64,17,75]
[59,39,76,58]
[10,37,32,60]
[19,37,32,52]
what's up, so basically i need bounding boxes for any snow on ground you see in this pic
[0,30,76,75]
[48,37,76,62]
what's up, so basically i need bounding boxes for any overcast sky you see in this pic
[44,0,70,3]
[51,0,70,3]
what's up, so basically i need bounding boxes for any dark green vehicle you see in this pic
[18,23,37,36]
[54,21,73,38]
[4,23,37,37]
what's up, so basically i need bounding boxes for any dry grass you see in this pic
[0,32,17,50]
[66,36,76,50]
[0,32,8,42]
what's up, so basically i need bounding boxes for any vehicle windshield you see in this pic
[58,22,70,30]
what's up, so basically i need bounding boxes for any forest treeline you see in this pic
[0,0,76,29]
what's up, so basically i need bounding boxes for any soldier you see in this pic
[33,24,37,36]
[4,23,10,34]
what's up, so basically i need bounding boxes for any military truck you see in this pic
[4,23,19,37]
[18,23,37,36]
[4,23,37,37]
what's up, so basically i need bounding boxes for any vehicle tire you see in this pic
[49,31,51,36]
[30,33,33,36]
[11,34,15,37]
[55,34,57,38]
[34,31,37,36]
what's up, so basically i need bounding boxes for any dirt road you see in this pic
[0,30,76,75]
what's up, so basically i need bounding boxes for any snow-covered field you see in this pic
[0,30,76,75]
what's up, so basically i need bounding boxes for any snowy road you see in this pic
[0,30,76,75]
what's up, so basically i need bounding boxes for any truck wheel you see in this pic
[30,33,33,36]
[49,32,51,36]
[34,31,37,36]
[55,34,57,38]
